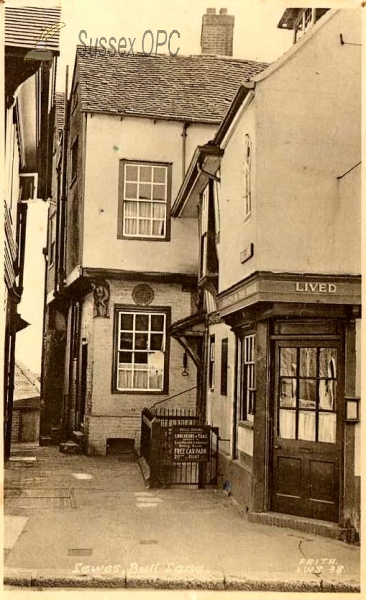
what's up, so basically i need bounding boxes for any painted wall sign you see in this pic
[172,425,210,462]
[295,282,337,293]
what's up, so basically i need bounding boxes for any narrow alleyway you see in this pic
[4,444,360,591]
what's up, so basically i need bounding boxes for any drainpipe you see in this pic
[59,66,69,290]
[181,122,189,179]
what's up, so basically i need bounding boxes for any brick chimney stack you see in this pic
[201,8,235,56]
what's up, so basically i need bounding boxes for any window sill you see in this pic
[117,234,170,243]
[112,388,168,395]
[238,420,254,430]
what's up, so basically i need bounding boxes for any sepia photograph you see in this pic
[2,0,362,596]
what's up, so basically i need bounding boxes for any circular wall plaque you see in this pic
[132,284,154,306]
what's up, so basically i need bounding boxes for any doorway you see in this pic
[271,339,343,522]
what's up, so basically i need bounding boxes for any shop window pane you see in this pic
[299,348,317,377]
[319,380,336,410]
[319,348,337,378]
[280,348,297,376]
[279,409,296,439]
[299,379,316,409]
[298,411,316,441]
[318,412,336,443]
[280,378,296,407]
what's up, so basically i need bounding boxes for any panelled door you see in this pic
[271,340,343,522]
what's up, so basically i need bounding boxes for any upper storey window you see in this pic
[243,134,252,218]
[118,161,171,240]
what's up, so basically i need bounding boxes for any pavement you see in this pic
[3,443,361,592]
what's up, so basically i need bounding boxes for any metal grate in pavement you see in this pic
[5,488,76,509]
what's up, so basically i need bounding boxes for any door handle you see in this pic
[274,445,281,450]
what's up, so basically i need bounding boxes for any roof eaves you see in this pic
[171,144,223,218]
[79,107,222,125]
[213,82,255,147]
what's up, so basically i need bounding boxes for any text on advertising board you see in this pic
[172,425,210,462]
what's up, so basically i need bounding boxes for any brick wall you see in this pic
[82,279,197,455]
[11,410,20,443]
[201,8,234,56]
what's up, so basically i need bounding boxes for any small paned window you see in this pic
[114,308,169,392]
[119,161,171,240]
[220,338,228,396]
[243,135,252,217]
[239,334,256,419]
[208,335,215,390]
[71,138,78,183]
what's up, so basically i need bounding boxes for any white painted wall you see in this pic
[218,10,361,294]
[255,9,361,276]
[218,100,257,293]
[16,200,48,374]
[206,322,235,456]
[83,114,214,274]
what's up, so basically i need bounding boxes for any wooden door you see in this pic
[20,410,40,442]
[271,340,343,522]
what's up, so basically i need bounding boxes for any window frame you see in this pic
[48,211,56,268]
[112,304,171,394]
[243,134,252,219]
[238,333,256,421]
[220,337,228,396]
[70,137,78,186]
[118,159,172,241]
[208,335,215,390]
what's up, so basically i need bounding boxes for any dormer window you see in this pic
[243,134,252,218]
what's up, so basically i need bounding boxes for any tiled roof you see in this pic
[76,49,269,123]
[54,91,65,130]
[5,6,62,51]
[14,361,40,404]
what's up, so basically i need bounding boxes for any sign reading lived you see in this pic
[172,425,210,462]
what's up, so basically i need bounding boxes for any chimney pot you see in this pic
[206,8,216,14]
[220,8,228,15]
